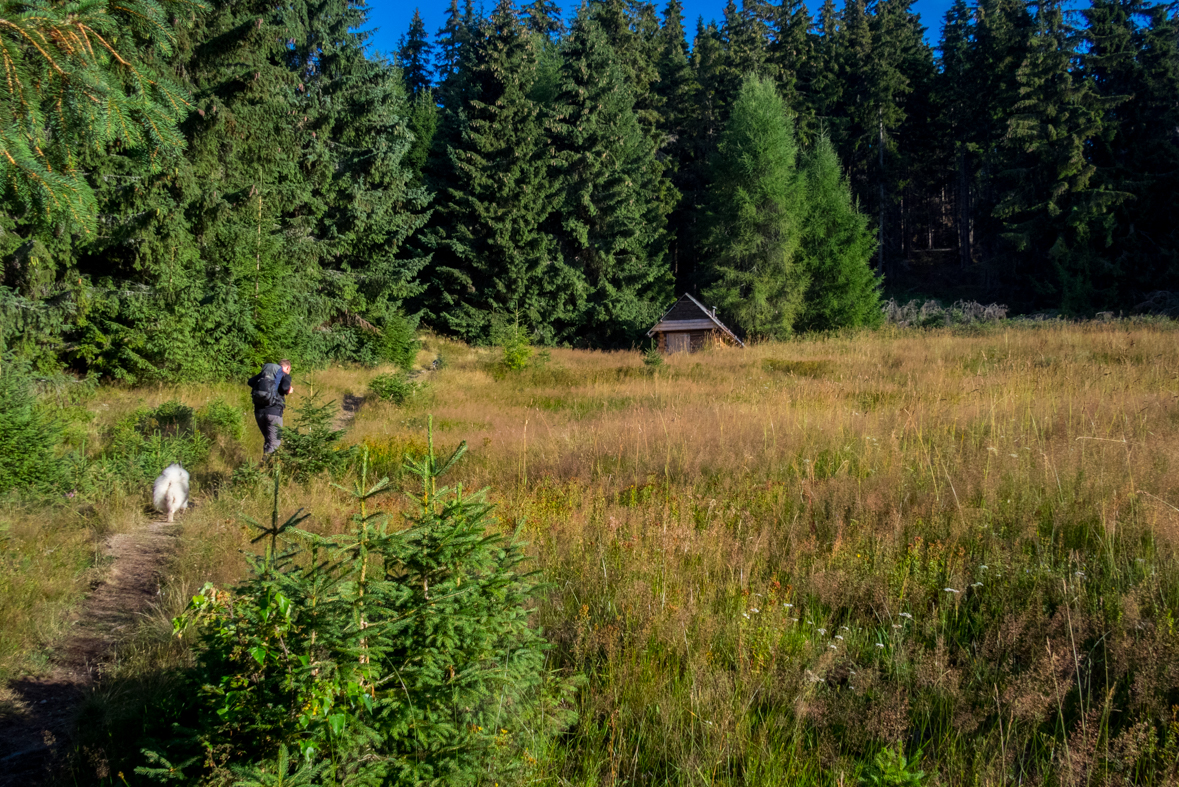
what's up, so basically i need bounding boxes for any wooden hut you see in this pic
[647,293,745,353]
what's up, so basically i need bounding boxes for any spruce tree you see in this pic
[397,8,435,97]
[796,135,881,331]
[768,0,815,142]
[701,74,807,340]
[549,10,672,346]
[967,0,1033,270]
[994,0,1111,310]
[936,0,976,270]
[1082,0,1179,300]
[523,0,566,38]
[655,0,701,285]
[0,0,190,232]
[428,0,566,343]
[298,0,431,363]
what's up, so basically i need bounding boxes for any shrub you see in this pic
[196,399,243,442]
[502,324,533,372]
[368,372,417,405]
[160,426,576,785]
[381,313,420,370]
[642,341,664,368]
[275,393,355,481]
[0,364,63,493]
[71,400,212,493]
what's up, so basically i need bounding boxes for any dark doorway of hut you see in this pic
[648,294,745,353]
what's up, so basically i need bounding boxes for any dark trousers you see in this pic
[255,411,283,455]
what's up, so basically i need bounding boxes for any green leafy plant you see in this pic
[861,746,925,787]
[162,422,575,784]
[368,372,417,405]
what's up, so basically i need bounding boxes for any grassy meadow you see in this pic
[3,321,1179,785]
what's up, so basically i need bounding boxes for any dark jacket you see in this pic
[248,368,292,416]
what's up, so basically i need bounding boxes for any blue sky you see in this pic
[365,0,956,61]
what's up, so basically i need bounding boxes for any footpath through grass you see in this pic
[2,323,1178,785]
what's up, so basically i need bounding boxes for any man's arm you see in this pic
[279,374,293,396]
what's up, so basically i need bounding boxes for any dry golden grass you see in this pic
[4,321,1179,785]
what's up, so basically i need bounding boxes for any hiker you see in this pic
[248,359,294,456]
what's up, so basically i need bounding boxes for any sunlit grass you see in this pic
[4,319,1179,785]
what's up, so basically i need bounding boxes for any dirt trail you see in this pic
[335,392,365,432]
[0,519,179,784]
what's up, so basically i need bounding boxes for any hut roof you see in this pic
[647,293,745,347]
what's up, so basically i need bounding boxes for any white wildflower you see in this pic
[876,643,885,649]
[899,612,913,620]
[944,588,960,594]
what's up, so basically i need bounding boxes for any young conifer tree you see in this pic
[169,429,575,785]
[796,134,882,332]
[701,74,807,340]
[549,10,672,346]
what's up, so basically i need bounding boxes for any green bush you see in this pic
[0,364,63,493]
[196,398,243,442]
[158,427,576,785]
[80,405,210,491]
[502,327,532,372]
[275,393,355,481]
[381,313,420,370]
[368,372,417,405]
[642,341,664,368]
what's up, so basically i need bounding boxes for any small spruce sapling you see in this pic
[502,320,533,372]
[275,392,356,480]
[642,340,664,368]
[165,421,575,785]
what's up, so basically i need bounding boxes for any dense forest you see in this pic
[1,0,1177,378]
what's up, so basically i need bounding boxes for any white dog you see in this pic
[152,463,190,523]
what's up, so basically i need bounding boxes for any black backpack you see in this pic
[251,363,283,409]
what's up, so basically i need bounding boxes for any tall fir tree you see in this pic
[968,0,1032,270]
[655,0,701,285]
[701,74,807,339]
[523,0,566,37]
[426,0,567,343]
[936,0,976,269]
[1082,0,1179,300]
[768,0,815,142]
[549,10,672,345]
[398,9,435,96]
[994,0,1112,310]
[796,134,881,331]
